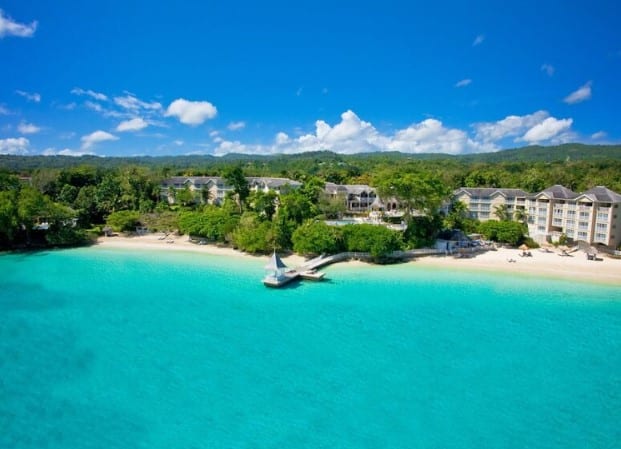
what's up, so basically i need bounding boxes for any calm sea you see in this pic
[1,247,620,449]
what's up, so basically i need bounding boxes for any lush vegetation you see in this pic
[2,144,620,255]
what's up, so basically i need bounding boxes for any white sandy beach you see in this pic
[96,234,621,286]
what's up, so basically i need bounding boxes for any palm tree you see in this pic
[513,207,528,225]
[493,204,510,221]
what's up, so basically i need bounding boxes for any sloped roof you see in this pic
[265,251,288,270]
[579,186,621,203]
[248,177,302,189]
[454,187,527,198]
[538,185,578,200]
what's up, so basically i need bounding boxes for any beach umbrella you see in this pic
[518,244,529,251]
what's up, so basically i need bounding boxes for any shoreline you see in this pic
[94,234,621,286]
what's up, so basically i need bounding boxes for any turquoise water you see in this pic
[1,247,620,448]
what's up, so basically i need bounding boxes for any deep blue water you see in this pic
[1,247,620,448]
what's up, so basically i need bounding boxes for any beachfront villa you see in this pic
[161,176,302,205]
[324,182,399,213]
[454,185,621,249]
[453,187,528,221]
[162,177,400,213]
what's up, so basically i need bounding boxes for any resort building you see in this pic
[324,183,399,213]
[454,184,621,248]
[453,187,528,221]
[161,176,301,205]
[526,185,621,248]
[247,177,302,194]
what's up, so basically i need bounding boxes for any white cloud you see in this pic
[0,9,37,38]
[390,120,497,154]
[208,109,581,156]
[81,130,119,149]
[213,110,496,156]
[296,87,303,97]
[0,137,29,154]
[209,130,219,138]
[227,121,246,131]
[473,111,551,142]
[165,98,217,125]
[71,87,108,101]
[173,140,184,146]
[18,122,41,134]
[0,105,10,115]
[15,90,41,102]
[42,148,95,157]
[322,87,329,95]
[455,79,472,88]
[84,101,104,113]
[84,100,126,118]
[521,117,574,143]
[116,117,148,132]
[564,81,592,104]
[541,63,555,77]
[591,131,607,140]
[114,94,162,111]
[472,34,485,46]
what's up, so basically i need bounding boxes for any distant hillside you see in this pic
[460,143,621,163]
[1,143,620,173]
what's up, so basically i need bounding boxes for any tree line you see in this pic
[3,145,619,254]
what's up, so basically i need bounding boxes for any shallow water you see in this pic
[1,247,620,448]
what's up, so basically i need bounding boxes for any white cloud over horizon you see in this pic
[0,9,37,38]
[165,98,217,125]
[116,117,148,132]
[520,117,574,143]
[209,109,577,156]
[0,137,30,154]
[564,82,592,104]
[81,130,119,149]
[42,147,96,157]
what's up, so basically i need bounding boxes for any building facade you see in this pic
[526,185,621,248]
[454,185,621,248]
[161,176,302,205]
[453,188,528,221]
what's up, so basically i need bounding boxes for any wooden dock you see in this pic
[263,247,487,288]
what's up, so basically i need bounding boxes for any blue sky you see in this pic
[1,0,619,157]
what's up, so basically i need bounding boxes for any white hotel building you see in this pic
[454,185,621,248]
[526,185,621,248]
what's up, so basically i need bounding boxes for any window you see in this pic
[579,211,590,219]
[595,233,607,242]
[596,223,608,232]
[579,221,589,230]
[596,212,609,221]
[577,231,588,240]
